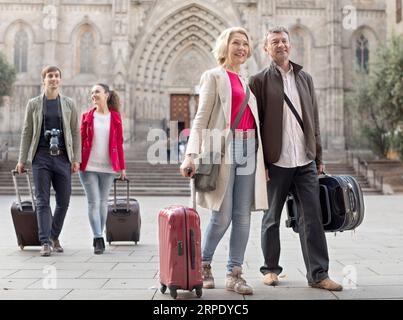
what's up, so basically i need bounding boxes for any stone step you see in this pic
[0,160,382,196]
[1,188,191,197]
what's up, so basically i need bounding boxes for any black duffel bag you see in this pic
[285,174,365,233]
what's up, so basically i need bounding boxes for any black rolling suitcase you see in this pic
[286,174,365,233]
[10,169,41,249]
[106,178,141,244]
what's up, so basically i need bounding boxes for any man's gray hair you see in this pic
[264,26,291,46]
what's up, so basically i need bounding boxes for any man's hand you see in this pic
[71,162,80,173]
[317,163,325,175]
[265,169,270,181]
[16,163,25,174]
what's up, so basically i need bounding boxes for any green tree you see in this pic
[0,52,16,106]
[350,34,403,158]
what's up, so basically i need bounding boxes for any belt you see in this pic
[37,147,66,156]
[233,130,255,140]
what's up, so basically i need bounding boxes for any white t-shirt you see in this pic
[86,112,115,173]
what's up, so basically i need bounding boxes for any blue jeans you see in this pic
[79,171,116,238]
[202,138,256,271]
[32,149,72,245]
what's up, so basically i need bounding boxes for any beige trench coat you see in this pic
[186,67,268,212]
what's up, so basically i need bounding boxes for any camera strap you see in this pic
[42,94,63,137]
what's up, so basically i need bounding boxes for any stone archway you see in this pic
[129,3,228,146]
[166,44,212,129]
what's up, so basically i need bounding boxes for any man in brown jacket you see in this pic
[249,26,342,291]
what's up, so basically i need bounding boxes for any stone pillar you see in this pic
[112,0,131,144]
[257,0,276,69]
[326,0,346,152]
[42,0,60,65]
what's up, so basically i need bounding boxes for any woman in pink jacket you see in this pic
[79,83,126,254]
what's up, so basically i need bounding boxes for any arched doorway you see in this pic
[129,4,227,144]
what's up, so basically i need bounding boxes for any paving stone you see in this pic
[102,278,160,290]
[0,195,402,300]
[333,285,403,300]
[0,290,70,300]
[6,269,87,279]
[62,289,156,300]
[0,278,38,290]
[244,287,337,300]
[27,278,108,289]
[80,269,158,279]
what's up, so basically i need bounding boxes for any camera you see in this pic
[44,128,62,156]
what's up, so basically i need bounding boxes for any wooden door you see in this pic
[170,94,190,129]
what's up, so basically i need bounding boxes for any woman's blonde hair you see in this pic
[212,27,253,66]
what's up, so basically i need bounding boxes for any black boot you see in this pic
[100,237,105,253]
[94,238,103,254]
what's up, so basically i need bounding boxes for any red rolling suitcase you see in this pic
[158,179,203,299]
[106,178,141,245]
[10,170,40,249]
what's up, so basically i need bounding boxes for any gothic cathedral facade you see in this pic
[0,0,387,159]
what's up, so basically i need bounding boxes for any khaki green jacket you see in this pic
[18,94,81,164]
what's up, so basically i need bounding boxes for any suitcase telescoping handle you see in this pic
[187,168,196,210]
[113,178,130,212]
[11,169,36,211]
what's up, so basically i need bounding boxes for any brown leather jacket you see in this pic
[249,61,322,168]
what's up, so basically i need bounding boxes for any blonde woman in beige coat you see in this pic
[180,27,268,295]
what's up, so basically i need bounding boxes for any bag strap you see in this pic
[231,86,250,132]
[284,93,304,133]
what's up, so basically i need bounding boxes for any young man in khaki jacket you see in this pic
[16,66,81,256]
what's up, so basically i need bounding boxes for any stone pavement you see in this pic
[0,194,402,300]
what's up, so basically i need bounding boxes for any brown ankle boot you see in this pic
[202,262,215,289]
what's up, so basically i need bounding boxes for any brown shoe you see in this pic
[310,278,343,291]
[50,238,64,253]
[262,272,279,286]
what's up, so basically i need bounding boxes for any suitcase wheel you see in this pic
[160,284,167,294]
[19,245,24,250]
[135,241,138,245]
[169,288,178,299]
[196,287,202,298]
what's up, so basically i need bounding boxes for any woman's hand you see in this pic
[16,163,25,174]
[119,169,127,180]
[180,155,195,178]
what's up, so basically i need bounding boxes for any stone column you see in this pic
[256,0,276,69]
[112,0,131,144]
[42,0,60,65]
[326,0,345,152]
